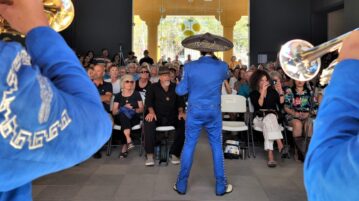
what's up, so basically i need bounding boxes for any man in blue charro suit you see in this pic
[173,33,233,196]
[0,0,112,200]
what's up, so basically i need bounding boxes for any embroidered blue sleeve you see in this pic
[0,27,112,192]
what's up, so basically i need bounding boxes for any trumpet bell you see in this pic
[279,39,321,81]
[0,0,75,35]
[45,0,75,32]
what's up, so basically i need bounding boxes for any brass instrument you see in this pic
[279,28,358,85]
[0,0,75,35]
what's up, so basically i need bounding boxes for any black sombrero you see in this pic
[181,32,233,52]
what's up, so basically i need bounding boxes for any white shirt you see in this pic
[105,78,121,94]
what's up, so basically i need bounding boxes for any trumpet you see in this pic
[279,28,359,85]
[0,0,75,36]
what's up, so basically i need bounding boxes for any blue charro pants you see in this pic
[176,105,227,195]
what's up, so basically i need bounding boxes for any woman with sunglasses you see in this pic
[135,65,151,100]
[112,74,144,157]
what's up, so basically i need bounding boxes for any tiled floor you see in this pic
[33,134,307,201]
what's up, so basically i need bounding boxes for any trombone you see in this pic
[0,0,74,36]
[279,28,359,85]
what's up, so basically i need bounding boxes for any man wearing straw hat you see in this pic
[0,0,112,200]
[174,33,233,196]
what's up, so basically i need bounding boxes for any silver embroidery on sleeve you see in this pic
[0,47,72,150]
[37,75,53,124]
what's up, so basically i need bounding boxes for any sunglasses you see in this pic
[140,71,149,74]
[125,80,134,84]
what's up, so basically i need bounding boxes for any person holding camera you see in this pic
[249,70,285,167]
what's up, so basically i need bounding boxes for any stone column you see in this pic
[223,24,235,63]
[141,14,161,62]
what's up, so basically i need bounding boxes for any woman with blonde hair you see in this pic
[112,74,144,157]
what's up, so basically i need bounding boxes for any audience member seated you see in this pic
[82,55,92,68]
[249,70,284,167]
[87,67,94,80]
[284,80,313,160]
[172,55,182,66]
[112,53,122,66]
[112,74,144,158]
[184,54,192,64]
[93,64,113,158]
[135,65,151,100]
[229,67,240,89]
[139,50,154,65]
[150,65,159,83]
[235,69,253,98]
[105,65,121,95]
[282,73,294,89]
[86,50,95,62]
[222,80,235,95]
[169,67,178,83]
[269,71,284,95]
[266,62,276,72]
[124,51,138,65]
[94,48,111,65]
[233,68,245,89]
[229,55,239,70]
[144,66,186,166]
[118,66,127,78]
[127,62,140,81]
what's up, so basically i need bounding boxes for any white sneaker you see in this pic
[216,184,233,196]
[171,155,180,165]
[145,155,155,166]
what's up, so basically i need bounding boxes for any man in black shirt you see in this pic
[144,66,186,166]
[93,64,113,158]
[93,64,113,113]
[139,50,154,65]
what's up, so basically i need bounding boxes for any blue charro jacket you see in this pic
[176,56,228,106]
[304,59,359,201]
[0,27,112,196]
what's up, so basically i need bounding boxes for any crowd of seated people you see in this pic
[77,49,189,166]
[222,57,325,166]
[78,48,325,167]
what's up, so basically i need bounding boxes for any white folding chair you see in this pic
[221,95,252,159]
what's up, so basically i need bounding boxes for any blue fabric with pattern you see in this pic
[0,27,112,200]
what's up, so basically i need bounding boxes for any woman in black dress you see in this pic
[112,74,144,157]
